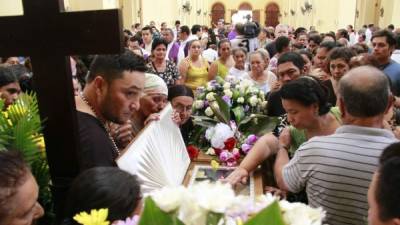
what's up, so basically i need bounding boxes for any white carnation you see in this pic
[248,95,259,107]
[205,148,216,155]
[205,107,214,117]
[237,97,245,104]
[194,100,205,109]
[280,200,325,225]
[209,123,234,149]
[223,82,232,90]
[151,186,186,212]
[178,192,207,225]
[223,89,233,98]
[206,92,216,101]
[191,181,235,213]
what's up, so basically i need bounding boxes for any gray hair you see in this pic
[249,50,269,64]
[164,28,174,38]
[338,66,391,117]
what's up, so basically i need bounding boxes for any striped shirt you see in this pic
[283,125,397,225]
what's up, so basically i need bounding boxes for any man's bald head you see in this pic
[338,66,391,118]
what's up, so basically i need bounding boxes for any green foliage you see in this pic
[0,93,54,224]
[238,115,280,137]
[244,201,285,225]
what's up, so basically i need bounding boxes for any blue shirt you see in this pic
[382,60,400,95]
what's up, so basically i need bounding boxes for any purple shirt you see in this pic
[228,30,237,40]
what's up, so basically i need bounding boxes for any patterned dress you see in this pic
[146,60,180,87]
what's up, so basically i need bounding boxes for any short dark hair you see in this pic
[319,41,337,52]
[388,24,395,30]
[175,20,180,25]
[294,27,307,39]
[63,167,141,223]
[168,85,194,101]
[297,49,313,61]
[86,50,147,83]
[180,25,190,36]
[327,47,356,72]
[309,34,322,45]
[134,23,141,29]
[0,66,18,87]
[281,76,331,115]
[217,39,231,49]
[151,38,168,52]
[141,25,153,34]
[0,151,30,222]
[376,142,400,221]
[372,30,396,47]
[275,36,290,53]
[277,52,305,70]
[338,66,390,117]
[323,32,336,42]
[191,24,201,35]
[337,28,349,40]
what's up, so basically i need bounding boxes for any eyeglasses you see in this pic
[173,104,192,113]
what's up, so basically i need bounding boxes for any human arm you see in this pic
[224,133,279,185]
[178,59,189,83]
[208,61,218,81]
[274,127,291,191]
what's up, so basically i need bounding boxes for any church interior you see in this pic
[1,0,399,32]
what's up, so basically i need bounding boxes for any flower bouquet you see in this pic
[139,182,325,225]
[72,182,325,225]
[190,76,278,165]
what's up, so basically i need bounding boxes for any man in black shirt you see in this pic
[267,52,305,117]
[75,51,147,171]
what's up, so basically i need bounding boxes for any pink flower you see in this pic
[113,215,139,225]
[219,150,230,162]
[226,157,238,167]
[241,143,252,154]
[246,134,258,145]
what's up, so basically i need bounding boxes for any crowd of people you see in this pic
[1,19,400,225]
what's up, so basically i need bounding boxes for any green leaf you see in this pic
[232,106,245,123]
[244,201,285,225]
[206,212,224,225]
[238,115,279,136]
[191,116,218,128]
[211,95,230,124]
[139,197,185,225]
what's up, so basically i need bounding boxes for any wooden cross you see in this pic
[0,0,124,218]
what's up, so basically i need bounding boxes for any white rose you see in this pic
[206,92,216,101]
[191,181,235,213]
[151,186,186,212]
[223,82,231,90]
[194,100,205,109]
[259,90,265,97]
[280,201,325,225]
[248,95,259,107]
[223,89,233,98]
[237,97,245,104]
[178,192,207,225]
[210,123,234,149]
[206,148,216,155]
[205,107,214,117]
